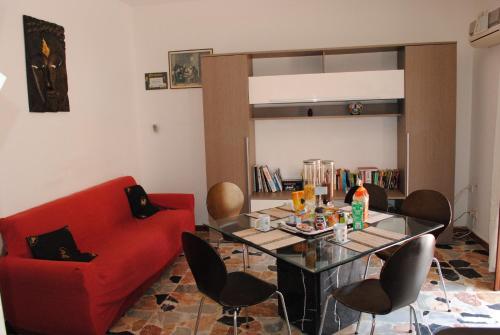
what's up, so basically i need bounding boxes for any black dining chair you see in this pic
[369,190,452,312]
[318,234,435,335]
[182,232,292,335]
[344,183,389,212]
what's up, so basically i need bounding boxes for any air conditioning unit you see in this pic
[469,7,500,48]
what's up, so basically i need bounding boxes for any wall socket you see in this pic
[468,209,478,224]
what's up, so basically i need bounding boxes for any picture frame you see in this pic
[168,48,213,89]
[145,72,168,90]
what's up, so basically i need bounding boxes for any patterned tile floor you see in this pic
[108,234,500,335]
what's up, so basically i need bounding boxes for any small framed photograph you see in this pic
[145,72,168,90]
[168,48,213,89]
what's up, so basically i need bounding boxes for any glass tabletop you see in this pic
[205,204,444,274]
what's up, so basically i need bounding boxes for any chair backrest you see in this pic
[401,190,452,239]
[344,184,389,211]
[182,232,228,302]
[206,182,244,220]
[380,234,435,311]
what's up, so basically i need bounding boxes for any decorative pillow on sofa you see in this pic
[125,185,162,219]
[26,226,97,262]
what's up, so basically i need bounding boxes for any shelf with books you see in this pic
[251,189,405,201]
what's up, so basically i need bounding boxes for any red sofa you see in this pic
[0,176,195,335]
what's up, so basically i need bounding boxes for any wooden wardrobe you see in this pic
[201,55,255,213]
[399,43,457,242]
[201,43,457,242]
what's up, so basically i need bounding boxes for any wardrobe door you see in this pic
[405,44,456,242]
[202,55,254,212]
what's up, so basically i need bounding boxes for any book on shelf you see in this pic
[253,165,284,193]
[336,168,400,192]
[358,167,378,184]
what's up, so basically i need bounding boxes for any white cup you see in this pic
[256,214,271,232]
[334,223,348,243]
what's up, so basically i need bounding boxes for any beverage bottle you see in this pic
[352,181,370,223]
[352,201,364,231]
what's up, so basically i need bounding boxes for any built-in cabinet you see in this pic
[201,55,255,213]
[201,42,457,242]
[399,44,457,242]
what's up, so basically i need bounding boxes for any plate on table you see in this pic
[279,222,334,236]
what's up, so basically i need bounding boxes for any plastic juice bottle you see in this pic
[352,182,370,222]
[352,201,364,231]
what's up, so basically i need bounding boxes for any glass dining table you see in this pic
[205,203,443,335]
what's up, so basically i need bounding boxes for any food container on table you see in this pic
[320,160,336,205]
[303,159,321,207]
[333,223,348,243]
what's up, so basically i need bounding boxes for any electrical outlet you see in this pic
[468,209,478,224]
[470,184,478,193]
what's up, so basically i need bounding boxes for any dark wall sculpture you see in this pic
[23,15,70,113]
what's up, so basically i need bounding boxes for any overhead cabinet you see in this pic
[249,70,404,105]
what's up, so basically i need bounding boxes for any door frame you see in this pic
[495,206,500,290]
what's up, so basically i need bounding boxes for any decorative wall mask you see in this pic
[23,15,70,112]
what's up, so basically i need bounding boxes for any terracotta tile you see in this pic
[140,325,163,335]
[132,319,149,331]
[455,292,482,306]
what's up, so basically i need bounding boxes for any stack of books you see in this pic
[337,168,400,193]
[253,166,284,193]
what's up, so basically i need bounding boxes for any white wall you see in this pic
[255,117,398,178]
[130,0,482,227]
[0,0,139,216]
[469,41,500,271]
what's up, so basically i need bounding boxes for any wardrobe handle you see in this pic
[406,132,410,197]
[244,136,251,210]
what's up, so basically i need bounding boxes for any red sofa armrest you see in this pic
[0,257,97,334]
[149,193,195,211]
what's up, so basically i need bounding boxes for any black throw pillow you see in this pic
[26,226,97,262]
[124,185,161,219]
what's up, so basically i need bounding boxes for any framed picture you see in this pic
[145,72,168,90]
[168,48,213,89]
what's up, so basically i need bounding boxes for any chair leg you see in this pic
[409,305,421,335]
[369,314,376,335]
[364,253,373,279]
[194,296,205,335]
[233,309,238,335]
[318,295,332,335]
[433,257,451,312]
[355,313,362,334]
[409,305,413,333]
[276,291,292,335]
[245,244,251,268]
[242,244,247,271]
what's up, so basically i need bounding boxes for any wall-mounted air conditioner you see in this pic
[470,7,500,48]
[249,70,404,105]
